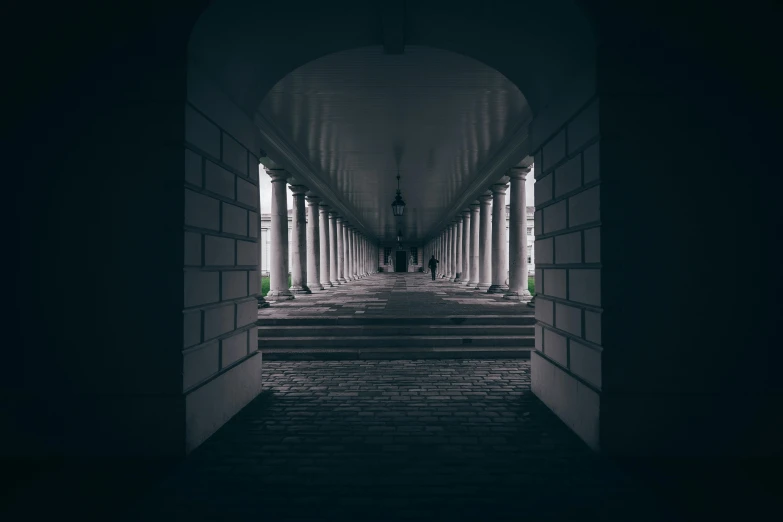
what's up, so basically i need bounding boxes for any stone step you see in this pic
[261,346,531,361]
[257,324,534,337]
[257,314,534,327]
[258,335,534,349]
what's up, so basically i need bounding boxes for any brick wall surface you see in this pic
[531,97,602,450]
[184,103,260,395]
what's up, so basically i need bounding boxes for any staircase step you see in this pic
[261,346,531,361]
[259,335,533,349]
[258,324,533,337]
[257,314,534,327]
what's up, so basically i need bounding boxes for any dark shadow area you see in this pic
[1,457,180,522]
[114,360,678,522]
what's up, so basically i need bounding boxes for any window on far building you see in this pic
[384,247,392,264]
[410,247,418,264]
[527,227,533,235]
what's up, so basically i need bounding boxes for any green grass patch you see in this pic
[528,276,535,295]
[260,275,291,297]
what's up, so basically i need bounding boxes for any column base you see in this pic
[321,281,334,288]
[289,285,311,295]
[461,280,472,286]
[257,296,270,308]
[307,281,325,291]
[475,282,491,291]
[266,290,294,301]
[487,284,509,294]
[338,277,347,284]
[331,279,341,285]
[504,289,533,302]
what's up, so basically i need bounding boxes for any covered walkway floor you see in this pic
[121,359,673,521]
[258,272,527,318]
[115,281,660,521]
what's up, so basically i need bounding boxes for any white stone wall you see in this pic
[530,94,602,450]
[184,69,264,452]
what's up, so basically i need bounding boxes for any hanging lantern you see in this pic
[391,170,406,217]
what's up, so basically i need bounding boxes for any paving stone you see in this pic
[124,359,674,522]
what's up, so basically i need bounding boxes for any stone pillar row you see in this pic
[263,168,374,302]
[425,167,531,301]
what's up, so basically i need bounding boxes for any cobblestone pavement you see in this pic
[124,360,675,522]
[259,273,529,318]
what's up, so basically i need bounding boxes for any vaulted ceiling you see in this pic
[258,46,532,242]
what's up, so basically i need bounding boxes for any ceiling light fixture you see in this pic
[391,168,406,217]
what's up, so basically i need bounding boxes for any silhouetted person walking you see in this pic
[428,255,439,280]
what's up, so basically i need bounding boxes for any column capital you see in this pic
[469,200,481,210]
[491,182,509,195]
[478,192,493,203]
[289,184,309,196]
[335,215,344,222]
[319,203,330,212]
[305,194,321,205]
[266,168,290,183]
[462,208,472,216]
[328,210,339,217]
[508,166,532,180]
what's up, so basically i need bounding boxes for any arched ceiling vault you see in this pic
[258,46,531,242]
[188,0,595,242]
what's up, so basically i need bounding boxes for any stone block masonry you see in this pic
[531,96,602,450]
[183,101,263,452]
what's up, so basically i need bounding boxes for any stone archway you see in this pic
[9,0,780,466]
[183,0,601,453]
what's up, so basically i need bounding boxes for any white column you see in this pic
[328,211,340,285]
[289,184,310,294]
[257,212,269,307]
[336,216,347,284]
[353,230,359,279]
[461,209,471,285]
[319,204,333,288]
[505,167,533,301]
[468,202,480,287]
[488,181,509,293]
[454,216,464,282]
[266,169,294,301]
[342,222,351,281]
[305,194,324,291]
[449,222,457,282]
[476,192,493,291]
[359,234,367,279]
[443,227,450,280]
[439,230,445,278]
[347,226,355,280]
[361,236,367,277]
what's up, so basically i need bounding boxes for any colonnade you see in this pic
[263,168,376,301]
[424,166,532,301]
